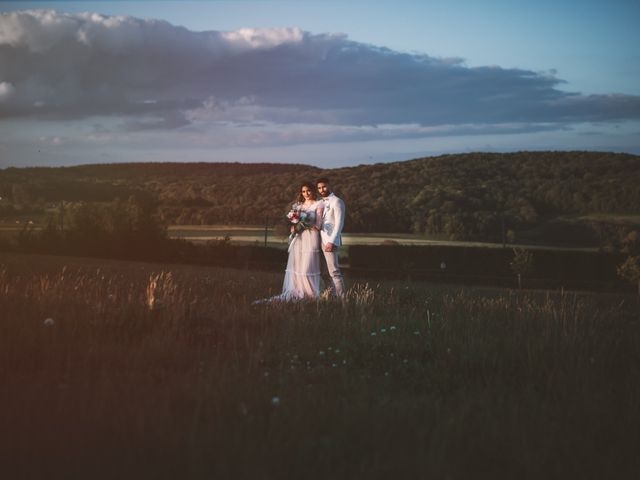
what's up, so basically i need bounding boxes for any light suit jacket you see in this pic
[320,193,345,247]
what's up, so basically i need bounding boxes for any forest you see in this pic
[1,151,639,246]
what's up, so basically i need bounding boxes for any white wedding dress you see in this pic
[281,200,324,300]
[255,200,324,303]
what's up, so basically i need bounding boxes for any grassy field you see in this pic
[167,225,601,252]
[1,252,639,479]
[167,224,493,247]
[558,213,640,224]
[0,221,612,251]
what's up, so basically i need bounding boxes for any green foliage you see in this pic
[510,248,535,276]
[348,244,628,292]
[510,247,535,289]
[617,230,640,294]
[2,152,640,243]
[622,230,640,256]
[13,195,170,260]
[617,256,640,294]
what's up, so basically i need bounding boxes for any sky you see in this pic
[1,0,639,168]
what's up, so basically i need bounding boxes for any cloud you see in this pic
[0,81,16,102]
[174,121,565,149]
[38,135,63,145]
[1,9,639,144]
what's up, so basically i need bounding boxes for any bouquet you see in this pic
[286,203,313,246]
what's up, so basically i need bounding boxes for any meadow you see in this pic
[1,252,639,479]
[1,221,602,252]
[167,225,600,252]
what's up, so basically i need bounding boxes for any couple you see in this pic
[275,177,345,302]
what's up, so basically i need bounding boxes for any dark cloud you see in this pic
[1,9,639,133]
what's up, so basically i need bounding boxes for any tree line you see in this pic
[1,151,639,246]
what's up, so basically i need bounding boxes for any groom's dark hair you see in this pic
[316,177,330,186]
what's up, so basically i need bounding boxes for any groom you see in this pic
[316,177,346,298]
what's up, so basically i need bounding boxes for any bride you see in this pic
[256,182,324,302]
[282,181,325,299]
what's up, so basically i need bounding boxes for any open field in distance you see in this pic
[1,221,601,251]
[167,225,601,252]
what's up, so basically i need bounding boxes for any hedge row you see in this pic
[175,241,287,270]
[347,245,629,291]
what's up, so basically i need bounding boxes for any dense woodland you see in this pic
[1,151,639,246]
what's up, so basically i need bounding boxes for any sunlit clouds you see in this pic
[1,9,639,166]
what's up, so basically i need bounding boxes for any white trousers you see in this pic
[321,248,345,298]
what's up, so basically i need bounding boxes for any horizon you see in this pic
[3,149,638,172]
[1,1,640,168]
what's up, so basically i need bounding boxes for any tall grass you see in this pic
[1,253,639,479]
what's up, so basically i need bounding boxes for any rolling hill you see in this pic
[2,151,639,246]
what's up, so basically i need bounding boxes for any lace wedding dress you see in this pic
[281,200,324,299]
[255,200,324,303]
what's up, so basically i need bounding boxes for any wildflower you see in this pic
[332,363,337,368]
[370,332,377,336]
[271,396,281,406]
[390,326,397,331]
[334,348,340,354]
[319,350,325,356]
[380,328,387,333]
[43,318,55,327]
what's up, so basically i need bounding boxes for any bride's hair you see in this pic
[296,181,317,203]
